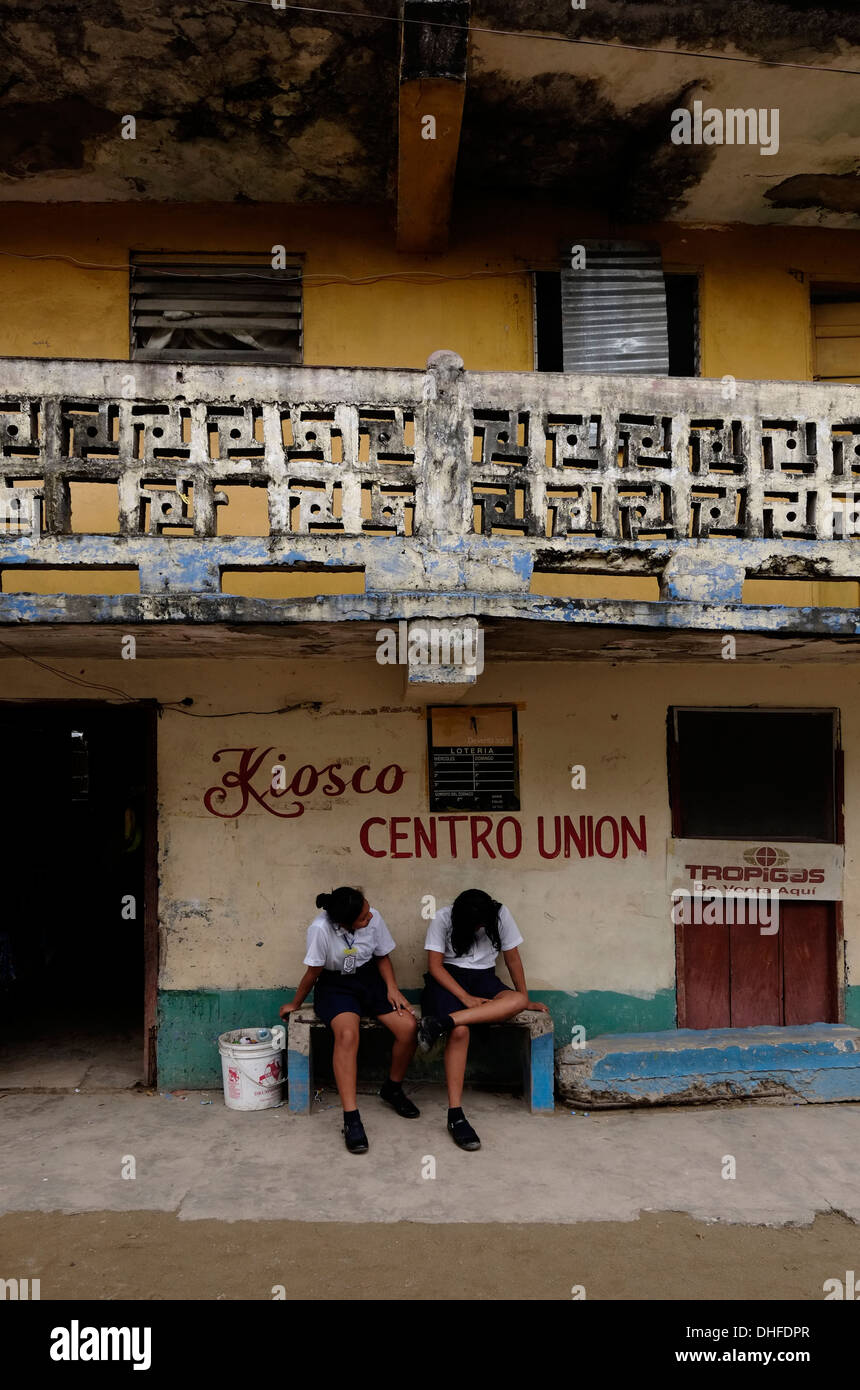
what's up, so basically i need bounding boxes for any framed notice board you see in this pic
[427,705,520,812]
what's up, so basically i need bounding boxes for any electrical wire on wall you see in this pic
[0,634,323,717]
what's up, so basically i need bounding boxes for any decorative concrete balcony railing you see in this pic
[2,352,860,636]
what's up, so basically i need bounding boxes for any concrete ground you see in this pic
[0,1005,142,1090]
[2,1085,858,1298]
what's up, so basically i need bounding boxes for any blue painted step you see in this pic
[555,1024,860,1107]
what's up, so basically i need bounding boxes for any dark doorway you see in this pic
[669,707,841,1029]
[0,703,157,1088]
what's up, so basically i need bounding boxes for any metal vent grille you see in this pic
[561,241,669,375]
[130,255,303,363]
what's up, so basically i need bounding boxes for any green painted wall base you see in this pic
[156,984,677,1090]
[156,985,860,1091]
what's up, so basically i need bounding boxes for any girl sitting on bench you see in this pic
[280,886,419,1154]
[418,888,548,1151]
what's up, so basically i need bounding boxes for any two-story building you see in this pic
[2,1,860,1102]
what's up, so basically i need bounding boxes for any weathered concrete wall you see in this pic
[1,653,858,1068]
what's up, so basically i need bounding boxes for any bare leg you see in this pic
[376,1009,418,1083]
[447,990,528,1028]
[444,1024,470,1107]
[330,1012,360,1112]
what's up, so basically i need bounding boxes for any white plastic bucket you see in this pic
[218,1025,286,1111]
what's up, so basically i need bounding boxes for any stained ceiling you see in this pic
[0,0,858,225]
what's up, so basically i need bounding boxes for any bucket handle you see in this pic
[231,1061,284,1090]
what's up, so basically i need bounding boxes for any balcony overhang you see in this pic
[2,352,860,655]
[2,601,860,666]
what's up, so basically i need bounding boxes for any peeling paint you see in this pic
[2,356,860,643]
[766,173,860,215]
[556,1024,860,1107]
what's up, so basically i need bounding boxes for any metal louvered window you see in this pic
[130,254,303,363]
[560,240,670,375]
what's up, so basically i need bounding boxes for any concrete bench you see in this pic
[286,1005,554,1114]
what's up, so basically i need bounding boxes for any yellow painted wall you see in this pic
[1,202,860,379]
[0,653,856,1003]
[0,203,532,372]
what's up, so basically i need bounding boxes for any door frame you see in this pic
[0,698,159,1083]
[667,705,843,1028]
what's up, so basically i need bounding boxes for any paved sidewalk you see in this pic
[2,1087,859,1227]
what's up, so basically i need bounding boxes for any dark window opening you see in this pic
[534,271,564,372]
[665,273,700,377]
[671,708,837,842]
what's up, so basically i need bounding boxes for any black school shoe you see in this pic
[379,1079,420,1118]
[417,1015,450,1054]
[448,1111,481,1151]
[342,1111,369,1154]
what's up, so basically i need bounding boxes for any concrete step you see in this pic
[556,1024,860,1108]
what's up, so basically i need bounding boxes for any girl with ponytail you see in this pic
[280,887,419,1153]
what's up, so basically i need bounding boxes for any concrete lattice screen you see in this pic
[2,352,860,627]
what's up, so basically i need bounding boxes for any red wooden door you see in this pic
[729,919,781,1026]
[680,918,730,1029]
[782,902,837,1024]
[678,901,837,1027]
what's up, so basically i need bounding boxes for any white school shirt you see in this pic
[304,907,396,973]
[424,903,523,970]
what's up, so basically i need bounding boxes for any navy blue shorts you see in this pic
[313,958,394,1026]
[421,963,511,1021]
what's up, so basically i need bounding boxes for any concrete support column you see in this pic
[419,349,472,541]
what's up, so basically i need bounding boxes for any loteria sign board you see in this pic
[667,840,844,901]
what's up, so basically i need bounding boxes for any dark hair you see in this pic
[450,889,502,957]
[316,886,366,930]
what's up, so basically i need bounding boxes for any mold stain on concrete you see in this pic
[0,1,401,199]
[0,97,117,177]
[457,72,712,219]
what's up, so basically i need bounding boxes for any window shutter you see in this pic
[560,240,669,375]
[812,287,860,383]
[131,256,303,363]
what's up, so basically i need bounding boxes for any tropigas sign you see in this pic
[667,839,844,900]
